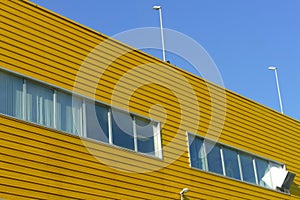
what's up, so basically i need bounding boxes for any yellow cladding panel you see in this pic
[1,0,299,199]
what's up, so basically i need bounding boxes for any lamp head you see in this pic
[268,66,277,70]
[153,5,161,10]
[180,188,189,195]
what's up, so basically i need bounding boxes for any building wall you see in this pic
[1,0,299,199]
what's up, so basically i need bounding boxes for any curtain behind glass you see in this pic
[188,136,206,170]
[0,71,23,119]
[56,92,82,136]
[26,81,53,127]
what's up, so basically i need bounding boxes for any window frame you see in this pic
[187,132,285,190]
[0,68,162,159]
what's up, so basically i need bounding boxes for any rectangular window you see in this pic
[255,158,270,188]
[26,81,54,127]
[188,134,206,170]
[240,153,256,184]
[223,147,241,180]
[56,92,83,136]
[0,71,23,119]
[112,109,134,150]
[86,101,109,143]
[188,133,284,191]
[206,141,223,175]
[135,116,155,155]
[0,69,162,159]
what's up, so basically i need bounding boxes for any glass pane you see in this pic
[112,109,134,150]
[56,92,82,136]
[136,116,155,155]
[26,81,53,127]
[240,153,256,184]
[86,102,109,143]
[223,147,241,180]
[256,158,270,188]
[262,162,283,189]
[0,71,23,119]
[188,135,206,170]
[205,141,223,175]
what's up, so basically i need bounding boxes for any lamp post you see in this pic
[180,188,189,200]
[153,5,166,62]
[268,66,284,114]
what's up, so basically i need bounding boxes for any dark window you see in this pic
[86,102,109,143]
[223,147,241,180]
[256,158,270,187]
[136,116,155,155]
[206,142,223,175]
[188,135,206,170]
[240,153,256,184]
[112,109,134,150]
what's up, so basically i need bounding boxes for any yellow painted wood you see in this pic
[1,0,299,199]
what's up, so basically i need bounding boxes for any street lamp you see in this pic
[180,188,189,200]
[268,66,284,114]
[153,5,166,62]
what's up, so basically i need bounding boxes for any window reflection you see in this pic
[136,116,155,155]
[205,142,223,175]
[86,102,109,143]
[112,109,134,150]
[256,158,270,188]
[189,135,206,170]
[223,147,241,180]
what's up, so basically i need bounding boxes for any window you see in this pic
[56,92,83,136]
[0,71,23,119]
[223,146,241,180]
[26,81,54,127]
[86,101,109,143]
[136,116,155,155]
[112,109,135,150]
[255,157,270,188]
[188,134,206,170]
[0,69,162,158]
[240,153,256,184]
[206,142,223,175]
[188,133,284,190]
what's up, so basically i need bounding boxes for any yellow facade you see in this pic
[1,0,299,199]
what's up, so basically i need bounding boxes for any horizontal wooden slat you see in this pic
[1,0,299,199]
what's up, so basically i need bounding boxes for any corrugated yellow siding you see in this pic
[1,0,299,199]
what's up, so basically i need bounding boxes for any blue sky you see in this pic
[31,0,300,120]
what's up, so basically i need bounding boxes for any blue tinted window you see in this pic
[206,142,223,175]
[256,158,270,187]
[112,109,134,150]
[240,153,256,184]
[223,147,241,180]
[136,116,155,155]
[86,102,109,143]
[188,135,206,170]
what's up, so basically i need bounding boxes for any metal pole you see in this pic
[153,6,166,62]
[274,68,284,114]
[268,66,284,114]
[158,7,166,62]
